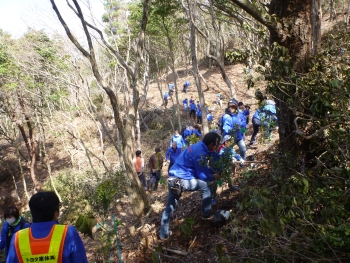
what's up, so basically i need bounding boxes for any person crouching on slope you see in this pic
[159,132,221,240]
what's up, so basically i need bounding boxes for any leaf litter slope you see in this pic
[86,63,276,263]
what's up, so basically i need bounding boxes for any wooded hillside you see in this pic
[1,0,350,262]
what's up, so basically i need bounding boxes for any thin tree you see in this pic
[50,0,150,218]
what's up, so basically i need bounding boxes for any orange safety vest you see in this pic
[15,225,68,263]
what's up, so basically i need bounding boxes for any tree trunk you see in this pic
[187,0,209,135]
[16,94,41,190]
[311,0,322,55]
[346,0,350,26]
[162,17,182,131]
[36,109,62,202]
[269,1,316,151]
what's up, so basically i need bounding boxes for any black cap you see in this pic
[228,98,238,107]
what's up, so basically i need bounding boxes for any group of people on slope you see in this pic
[1,192,88,262]
[217,98,249,161]
[183,96,212,125]
[164,81,191,107]
[133,147,164,192]
[159,96,278,240]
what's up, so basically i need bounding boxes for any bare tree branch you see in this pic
[213,0,278,32]
[293,117,346,140]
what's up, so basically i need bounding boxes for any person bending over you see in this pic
[159,132,221,240]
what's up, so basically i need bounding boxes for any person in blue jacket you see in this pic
[183,98,188,112]
[217,107,230,134]
[189,100,196,120]
[163,92,170,107]
[221,99,248,160]
[196,101,201,110]
[183,126,193,144]
[249,100,278,145]
[170,130,185,149]
[238,102,250,124]
[193,124,202,137]
[168,83,174,95]
[196,108,202,124]
[0,206,30,258]
[183,81,190,93]
[159,132,222,240]
[7,191,88,263]
[211,135,243,204]
[189,96,195,104]
[166,142,182,172]
[207,111,213,126]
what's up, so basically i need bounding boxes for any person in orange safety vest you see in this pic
[6,192,88,263]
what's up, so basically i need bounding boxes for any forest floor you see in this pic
[79,62,279,263]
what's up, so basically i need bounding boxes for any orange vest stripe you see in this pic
[14,233,23,263]
[15,225,68,263]
[58,225,68,262]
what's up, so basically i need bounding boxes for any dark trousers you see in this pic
[137,172,147,190]
[149,170,161,190]
[250,117,271,143]
[168,163,174,172]
[190,109,196,119]
[197,116,202,124]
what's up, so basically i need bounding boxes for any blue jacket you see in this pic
[253,104,277,123]
[222,112,247,142]
[164,92,169,99]
[170,134,185,149]
[239,109,250,118]
[207,113,213,121]
[193,129,201,137]
[169,141,220,182]
[166,146,182,163]
[183,128,193,139]
[218,145,241,161]
[0,217,30,257]
[196,109,202,117]
[190,103,196,110]
[190,98,195,104]
[183,99,188,105]
[6,221,88,263]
